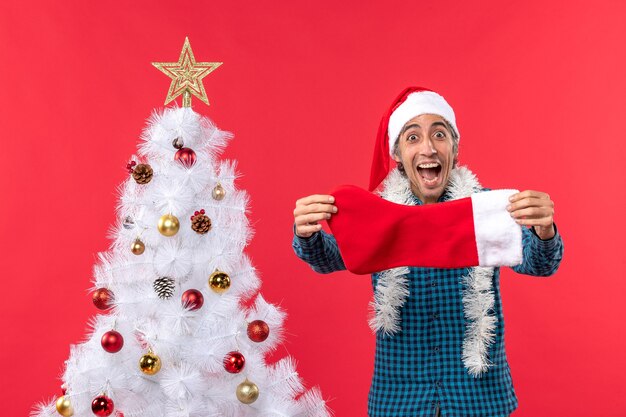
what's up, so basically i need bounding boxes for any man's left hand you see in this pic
[507,190,556,240]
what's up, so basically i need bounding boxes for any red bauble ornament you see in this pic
[174,147,197,167]
[101,330,124,353]
[181,289,204,310]
[247,320,270,343]
[92,288,114,310]
[91,395,114,416]
[223,351,245,373]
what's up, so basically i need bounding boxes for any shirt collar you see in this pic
[411,185,452,205]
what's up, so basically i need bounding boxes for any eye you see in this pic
[434,131,446,139]
[407,134,418,142]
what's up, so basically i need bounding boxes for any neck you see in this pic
[411,185,444,205]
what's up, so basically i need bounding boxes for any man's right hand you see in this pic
[293,194,338,238]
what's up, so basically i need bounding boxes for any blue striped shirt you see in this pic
[292,190,564,417]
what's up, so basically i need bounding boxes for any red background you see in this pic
[1,1,624,416]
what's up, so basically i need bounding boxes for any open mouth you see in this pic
[416,162,442,185]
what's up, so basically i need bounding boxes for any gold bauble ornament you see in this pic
[236,379,259,404]
[131,238,145,255]
[212,183,226,201]
[208,270,231,293]
[139,352,162,375]
[158,214,180,236]
[55,395,74,417]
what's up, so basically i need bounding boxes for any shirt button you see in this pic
[431,281,437,287]
[431,313,439,320]
[435,381,442,387]
[433,346,440,353]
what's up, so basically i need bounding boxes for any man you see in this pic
[291,87,564,417]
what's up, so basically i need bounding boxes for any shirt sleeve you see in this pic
[291,225,347,274]
[510,222,564,277]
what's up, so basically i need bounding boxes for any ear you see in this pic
[391,144,402,163]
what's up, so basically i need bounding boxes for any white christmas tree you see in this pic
[33,39,330,417]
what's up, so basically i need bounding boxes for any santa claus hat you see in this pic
[369,87,459,191]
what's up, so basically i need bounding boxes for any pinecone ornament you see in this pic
[153,277,175,299]
[132,163,154,184]
[191,209,211,234]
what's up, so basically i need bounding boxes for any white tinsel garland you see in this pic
[371,166,496,376]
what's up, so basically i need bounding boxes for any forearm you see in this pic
[511,223,564,276]
[292,227,346,274]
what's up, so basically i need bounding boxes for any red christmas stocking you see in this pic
[327,185,523,274]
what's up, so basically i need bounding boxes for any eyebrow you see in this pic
[400,121,449,136]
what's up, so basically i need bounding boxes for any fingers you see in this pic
[293,194,337,218]
[293,194,338,238]
[296,194,335,206]
[293,202,338,217]
[506,190,555,229]
[509,206,554,221]
[507,193,554,213]
[295,223,323,238]
[512,217,555,228]
[294,212,332,226]
[508,190,550,203]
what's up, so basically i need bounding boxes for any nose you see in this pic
[418,136,437,156]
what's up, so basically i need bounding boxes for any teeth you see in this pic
[418,163,440,168]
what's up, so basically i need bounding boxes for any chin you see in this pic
[412,178,447,201]
[424,191,443,201]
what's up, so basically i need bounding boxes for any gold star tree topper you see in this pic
[152,37,222,107]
